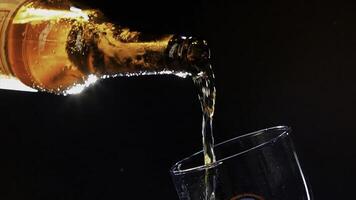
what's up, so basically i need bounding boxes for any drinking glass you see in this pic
[171,126,312,200]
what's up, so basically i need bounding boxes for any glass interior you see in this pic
[171,126,290,175]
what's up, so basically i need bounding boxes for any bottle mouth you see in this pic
[167,35,211,70]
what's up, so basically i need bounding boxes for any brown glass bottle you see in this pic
[0,0,210,94]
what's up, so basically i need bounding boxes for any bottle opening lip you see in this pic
[170,126,291,175]
[167,35,211,68]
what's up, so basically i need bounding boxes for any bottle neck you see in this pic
[66,22,211,78]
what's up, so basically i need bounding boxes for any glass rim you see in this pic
[170,125,291,175]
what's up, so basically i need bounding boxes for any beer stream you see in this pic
[193,66,217,200]
[193,67,216,165]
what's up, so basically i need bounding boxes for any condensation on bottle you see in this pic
[0,0,210,95]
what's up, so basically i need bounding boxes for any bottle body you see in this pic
[0,0,210,94]
[0,0,35,91]
[7,1,85,92]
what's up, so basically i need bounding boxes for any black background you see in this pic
[1,0,356,199]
